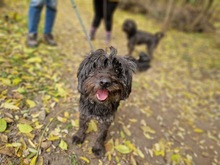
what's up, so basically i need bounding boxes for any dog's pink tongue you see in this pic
[96,89,108,101]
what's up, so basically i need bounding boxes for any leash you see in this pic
[70,0,94,51]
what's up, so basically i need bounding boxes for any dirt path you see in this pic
[0,0,220,165]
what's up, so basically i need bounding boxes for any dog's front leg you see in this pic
[72,114,90,144]
[128,41,135,56]
[147,43,155,59]
[92,121,111,158]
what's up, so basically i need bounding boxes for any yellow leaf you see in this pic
[120,131,125,138]
[47,135,60,141]
[124,141,137,152]
[17,124,33,133]
[143,132,154,139]
[86,120,97,133]
[0,78,11,86]
[27,57,42,63]
[154,150,165,156]
[12,77,22,85]
[141,125,155,134]
[37,156,44,165]
[16,87,27,94]
[194,128,204,133]
[1,102,19,110]
[59,139,68,150]
[137,149,145,158]
[26,99,36,108]
[71,119,79,127]
[30,155,38,165]
[80,156,90,163]
[131,155,137,165]
[57,116,67,123]
[6,142,22,147]
[55,83,67,97]
[115,144,132,154]
[28,139,36,148]
[64,112,69,118]
[129,119,137,123]
[0,118,7,132]
[123,125,131,136]
[171,154,181,163]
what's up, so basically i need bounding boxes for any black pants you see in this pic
[92,0,118,31]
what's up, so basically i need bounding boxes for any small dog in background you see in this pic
[127,52,151,71]
[72,47,136,158]
[122,19,164,58]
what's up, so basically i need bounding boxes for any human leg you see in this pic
[44,0,57,46]
[90,0,103,40]
[104,1,118,43]
[27,0,44,47]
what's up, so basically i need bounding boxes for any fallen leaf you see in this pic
[80,156,90,163]
[122,125,131,136]
[57,116,67,123]
[86,120,97,133]
[137,148,145,158]
[30,155,38,165]
[59,139,68,150]
[26,99,36,108]
[17,124,33,133]
[194,128,204,133]
[0,118,7,132]
[115,144,132,154]
[0,147,15,156]
[1,102,19,110]
[6,142,22,147]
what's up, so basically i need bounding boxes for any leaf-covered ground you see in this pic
[0,0,220,165]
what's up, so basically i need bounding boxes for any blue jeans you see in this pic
[28,0,57,34]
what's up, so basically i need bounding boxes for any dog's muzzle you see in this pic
[96,78,112,101]
[99,78,111,88]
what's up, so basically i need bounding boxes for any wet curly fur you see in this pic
[127,52,151,72]
[72,47,136,158]
[122,19,164,58]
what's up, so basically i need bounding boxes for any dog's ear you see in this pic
[77,49,105,93]
[77,55,90,93]
[121,57,136,100]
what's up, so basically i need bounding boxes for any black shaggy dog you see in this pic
[127,52,151,72]
[72,47,136,158]
[122,19,164,58]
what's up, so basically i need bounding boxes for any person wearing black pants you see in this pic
[90,0,119,44]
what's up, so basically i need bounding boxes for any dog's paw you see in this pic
[72,134,84,144]
[92,145,105,158]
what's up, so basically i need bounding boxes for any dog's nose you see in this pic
[99,78,111,88]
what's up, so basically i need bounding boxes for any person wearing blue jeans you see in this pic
[27,0,58,47]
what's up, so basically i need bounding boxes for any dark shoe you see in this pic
[26,33,38,47]
[44,34,57,46]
